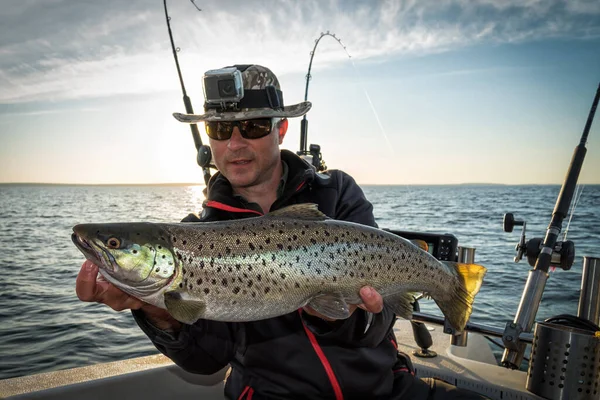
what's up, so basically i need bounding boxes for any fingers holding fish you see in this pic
[75,260,145,311]
[357,286,383,314]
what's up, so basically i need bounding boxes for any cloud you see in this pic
[0,0,598,104]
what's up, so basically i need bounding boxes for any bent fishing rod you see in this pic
[501,82,600,369]
[163,0,212,186]
[299,32,350,171]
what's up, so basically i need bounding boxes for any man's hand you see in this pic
[75,260,181,331]
[302,286,384,321]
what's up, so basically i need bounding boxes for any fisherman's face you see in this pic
[209,118,288,189]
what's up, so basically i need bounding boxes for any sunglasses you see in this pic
[205,118,276,141]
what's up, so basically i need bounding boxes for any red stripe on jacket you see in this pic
[205,200,263,216]
[298,310,344,400]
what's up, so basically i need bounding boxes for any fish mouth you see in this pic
[71,233,114,272]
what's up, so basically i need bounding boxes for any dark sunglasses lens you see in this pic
[205,119,274,140]
[205,122,232,140]
[241,119,273,139]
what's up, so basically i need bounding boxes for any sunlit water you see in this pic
[0,184,598,380]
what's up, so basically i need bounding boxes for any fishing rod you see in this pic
[298,31,350,171]
[163,0,212,186]
[501,82,600,369]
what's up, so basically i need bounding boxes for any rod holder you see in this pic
[578,256,600,325]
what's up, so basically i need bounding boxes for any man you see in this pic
[76,64,488,399]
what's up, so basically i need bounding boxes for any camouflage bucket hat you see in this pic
[172,64,312,123]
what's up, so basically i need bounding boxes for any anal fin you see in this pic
[385,292,416,320]
[306,293,351,320]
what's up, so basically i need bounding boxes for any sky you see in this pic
[1,0,599,185]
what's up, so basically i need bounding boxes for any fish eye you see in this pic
[106,237,121,249]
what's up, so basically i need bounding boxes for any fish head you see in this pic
[72,222,177,302]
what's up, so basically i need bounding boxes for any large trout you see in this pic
[72,204,486,330]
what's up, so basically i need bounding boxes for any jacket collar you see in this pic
[203,150,316,216]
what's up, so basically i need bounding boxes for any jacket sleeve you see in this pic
[131,309,238,375]
[302,170,397,345]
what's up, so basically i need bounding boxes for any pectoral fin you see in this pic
[164,291,206,324]
[306,293,351,320]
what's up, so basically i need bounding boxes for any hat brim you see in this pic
[173,101,311,123]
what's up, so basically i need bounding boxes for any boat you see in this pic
[1,3,599,399]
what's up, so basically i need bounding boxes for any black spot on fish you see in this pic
[200,261,205,269]
[233,287,240,294]
[316,269,321,275]
[295,282,300,288]
[247,281,253,288]
[177,253,183,260]
[190,272,194,278]
[349,272,355,277]
[217,253,222,259]
[251,292,256,298]
[264,287,270,294]
[329,253,334,260]
[197,278,203,285]
[324,231,330,236]
[262,259,266,266]
[173,237,177,243]
[271,254,276,261]
[279,230,284,234]
[280,273,286,279]
[257,274,262,281]
[287,245,292,251]
[236,238,241,245]
[243,273,248,279]
[182,267,187,275]
[211,279,216,285]
[182,240,187,245]
[204,288,210,294]
[265,238,271,244]
[226,247,231,255]
[236,264,241,270]
[249,243,255,250]
[179,282,183,288]
[296,256,300,262]
[292,234,298,240]
[310,238,317,244]
[247,265,253,272]
[277,243,283,250]
[210,243,214,250]
[221,278,227,286]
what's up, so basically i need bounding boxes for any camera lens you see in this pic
[218,79,236,97]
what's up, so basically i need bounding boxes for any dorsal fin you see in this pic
[267,203,327,221]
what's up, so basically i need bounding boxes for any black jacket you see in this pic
[133,150,411,400]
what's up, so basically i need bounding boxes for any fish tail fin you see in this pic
[435,262,487,331]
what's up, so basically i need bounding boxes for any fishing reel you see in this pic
[298,144,327,172]
[503,213,575,270]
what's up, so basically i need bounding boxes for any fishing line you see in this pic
[347,58,396,157]
[563,184,585,241]
[302,32,397,158]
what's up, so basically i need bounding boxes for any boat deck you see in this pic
[0,320,544,400]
